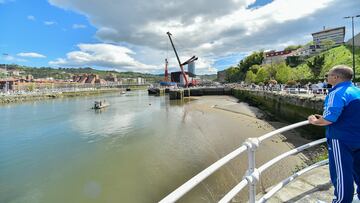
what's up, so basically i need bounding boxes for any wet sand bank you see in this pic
[176,95,323,202]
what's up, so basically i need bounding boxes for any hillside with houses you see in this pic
[218,26,360,84]
[0,65,162,92]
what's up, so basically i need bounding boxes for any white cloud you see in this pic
[72,24,87,29]
[49,43,159,72]
[2,55,27,62]
[44,21,56,26]
[17,52,46,58]
[48,0,360,74]
[27,15,36,21]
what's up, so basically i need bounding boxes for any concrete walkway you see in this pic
[267,165,334,202]
[260,164,360,202]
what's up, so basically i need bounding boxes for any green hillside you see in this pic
[301,45,360,77]
[237,45,360,84]
[0,64,163,82]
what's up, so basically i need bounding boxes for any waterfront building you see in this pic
[0,68,8,76]
[262,50,293,65]
[137,77,145,85]
[217,70,227,83]
[0,78,17,91]
[8,70,20,76]
[105,74,118,82]
[312,26,345,49]
[26,74,33,81]
[72,74,105,84]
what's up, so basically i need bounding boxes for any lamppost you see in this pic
[344,15,360,81]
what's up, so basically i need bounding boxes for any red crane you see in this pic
[166,32,198,87]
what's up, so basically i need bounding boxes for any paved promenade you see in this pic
[260,164,359,202]
[264,165,333,202]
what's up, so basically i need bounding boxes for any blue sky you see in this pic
[0,0,97,67]
[0,0,359,74]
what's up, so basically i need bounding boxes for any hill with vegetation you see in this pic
[224,44,360,84]
[0,65,163,82]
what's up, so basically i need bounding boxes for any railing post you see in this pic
[244,138,260,203]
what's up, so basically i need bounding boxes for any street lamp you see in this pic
[344,15,360,81]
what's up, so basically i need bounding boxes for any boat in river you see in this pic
[92,100,110,109]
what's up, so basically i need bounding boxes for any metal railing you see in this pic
[160,120,328,203]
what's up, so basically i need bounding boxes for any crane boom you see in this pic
[166,32,189,87]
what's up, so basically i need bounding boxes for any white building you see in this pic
[312,26,345,49]
[137,77,145,85]
[0,68,8,75]
[262,50,293,65]
[346,32,360,47]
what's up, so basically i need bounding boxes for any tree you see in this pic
[321,39,335,51]
[307,55,325,79]
[225,66,241,82]
[265,64,277,79]
[275,63,292,83]
[249,64,260,74]
[255,67,269,84]
[237,51,264,80]
[284,45,302,51]
[286,56,302,67]
[245,71,256,84]
[293,65,313,81]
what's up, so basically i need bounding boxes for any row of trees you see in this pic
[225,51,264,82]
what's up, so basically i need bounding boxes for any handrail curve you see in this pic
[159,120,327,203]
[257,159,328,203]
[219,138,326,203]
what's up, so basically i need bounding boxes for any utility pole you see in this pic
[344,15,360,81]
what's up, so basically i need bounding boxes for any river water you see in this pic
[0,91,308,203]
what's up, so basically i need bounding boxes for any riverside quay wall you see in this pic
[0,88,121,104]
[169,87,232,99]
[232,88,325,139]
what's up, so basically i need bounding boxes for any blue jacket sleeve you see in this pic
[323,93,345,122]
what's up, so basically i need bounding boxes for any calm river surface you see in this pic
[0,91,306,203]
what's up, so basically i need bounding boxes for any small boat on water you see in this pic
[92,100,110,109]
[148,87,157,94]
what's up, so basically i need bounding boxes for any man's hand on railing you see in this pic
[308,114,332,126]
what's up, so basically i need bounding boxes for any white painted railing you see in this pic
[160,120,328,203]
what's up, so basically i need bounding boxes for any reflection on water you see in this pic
[0,91,302,203]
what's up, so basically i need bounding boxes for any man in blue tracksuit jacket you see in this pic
[308,65,360,203]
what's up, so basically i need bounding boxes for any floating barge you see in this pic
[169,87,232,100]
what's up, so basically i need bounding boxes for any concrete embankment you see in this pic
[0,88,122,104]
[169,87,232,99]
[232,88,326,139]
[168,87,325,138]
